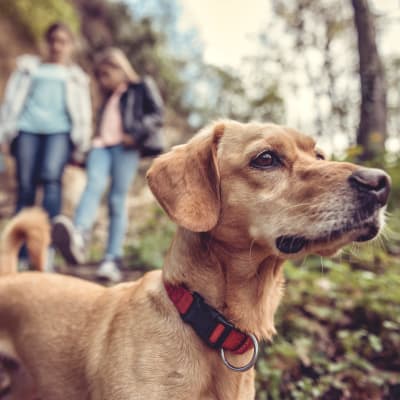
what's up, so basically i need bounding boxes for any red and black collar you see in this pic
[164,283,254,355]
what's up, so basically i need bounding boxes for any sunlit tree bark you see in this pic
[351,0,387,159]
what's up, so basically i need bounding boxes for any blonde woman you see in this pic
[53,48,163,281]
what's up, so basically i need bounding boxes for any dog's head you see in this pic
[147,121,391,258]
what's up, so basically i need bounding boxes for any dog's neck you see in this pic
[162,228,285,340]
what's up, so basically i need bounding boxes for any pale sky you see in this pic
[178,0,269,68]
[179,0,400,68]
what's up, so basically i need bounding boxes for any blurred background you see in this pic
[0,0,399,398]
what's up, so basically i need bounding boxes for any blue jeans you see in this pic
[74,145,139,258]
[14,131,72,218]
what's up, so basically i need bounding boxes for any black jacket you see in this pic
[119,80,164,155]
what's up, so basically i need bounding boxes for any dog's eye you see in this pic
[250,151,280,169]
[316,152,325,160]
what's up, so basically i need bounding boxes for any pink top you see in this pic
[92,84,127,148]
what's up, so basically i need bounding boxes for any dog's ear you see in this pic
[146,123,224,232]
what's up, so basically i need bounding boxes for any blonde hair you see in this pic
[95,47,139,83]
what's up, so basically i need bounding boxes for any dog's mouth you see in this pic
[276,213,382,255]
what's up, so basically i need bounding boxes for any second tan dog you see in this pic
[0,120,391,399]
[0,208,50,276]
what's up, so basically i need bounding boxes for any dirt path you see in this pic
[55,263,144,286]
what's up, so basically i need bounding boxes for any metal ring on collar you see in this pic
[220,333,259,372]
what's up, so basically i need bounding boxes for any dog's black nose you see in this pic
[349,168,391,206]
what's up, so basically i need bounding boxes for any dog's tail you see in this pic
[0,208,51,276]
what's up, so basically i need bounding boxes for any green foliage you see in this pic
[124,206,176,270]
[0,0,79,44]
[255,244,400,399]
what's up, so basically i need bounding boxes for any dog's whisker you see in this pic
[248,239,256,261]
[320,256,325,275]
[382,224,400,240]
[299,255,309,269]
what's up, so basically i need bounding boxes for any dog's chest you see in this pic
[90,347,254,400]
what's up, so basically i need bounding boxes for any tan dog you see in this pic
[0,208,50,276]
[0,121,391,399]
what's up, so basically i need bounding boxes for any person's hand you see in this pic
[69,149,87,169]
[122,134,136,147]
[0,143,9,154]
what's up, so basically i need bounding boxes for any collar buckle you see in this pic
[181,291,234,349]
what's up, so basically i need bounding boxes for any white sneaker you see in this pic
[96,259,122,283]
[18,258,30,272]
[44,247,56,273]
[52,215,87,265]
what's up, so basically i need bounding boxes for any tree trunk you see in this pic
[351,0,387,160]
